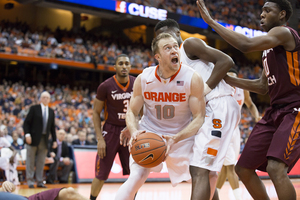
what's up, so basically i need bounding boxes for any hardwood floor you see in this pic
[13,178,300,200]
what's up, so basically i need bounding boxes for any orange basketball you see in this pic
[131,132,166,168]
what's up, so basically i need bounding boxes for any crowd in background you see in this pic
[0,77,261,155]
[0,14,267,155]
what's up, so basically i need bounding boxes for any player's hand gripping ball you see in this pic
[131,132,167,168]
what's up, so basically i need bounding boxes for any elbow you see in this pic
[257,86,268,95]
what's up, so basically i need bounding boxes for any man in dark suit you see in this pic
[23,91,57,188]
[72,130,91,146]
[47,129,73,184]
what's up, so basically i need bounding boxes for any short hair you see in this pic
[154,18,179,32]
[266,0,293,21]
[115,54,130,65]
[151,33,174,55]
[228,68,238,75]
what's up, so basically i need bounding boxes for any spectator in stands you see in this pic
[0,126,19,185]
[87,134,97,145]
[47,129,73,184]
[72,130,90,145]
[0,124,12,143]
[11,131,24,150]
[23,91,57,188]
[65,133,74,146]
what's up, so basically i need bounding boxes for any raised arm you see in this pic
[196,0,295,52]
[224,69,268,95]
[183,38,234,90]
[125,75,145,140]
[243,90,260,122]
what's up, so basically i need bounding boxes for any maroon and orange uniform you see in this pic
[95,75,135,180]
[238,26,300,172]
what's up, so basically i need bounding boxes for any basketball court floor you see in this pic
[14,178,300,200]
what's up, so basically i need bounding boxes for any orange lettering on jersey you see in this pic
[165,92,172,101]
[151,92,157,101]
[212,119,222,129]
[144,92,186,102]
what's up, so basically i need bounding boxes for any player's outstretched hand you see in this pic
[196,0,213,24]
[128,130,146,152]
[120,127,131,147]
[97,139,106,159]
[162,135,176,158]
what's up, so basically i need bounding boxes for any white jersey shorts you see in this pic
[223,127,241,166]
[190,95,240,172]
[130,135,194,187]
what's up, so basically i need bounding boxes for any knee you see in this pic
[190,165,209,178]
[266,159,287,179]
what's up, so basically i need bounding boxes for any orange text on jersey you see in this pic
[144,92,186,102]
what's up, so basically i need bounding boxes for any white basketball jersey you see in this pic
[139,64,195,136]
[233,87,244,110]
[179,41,234,102]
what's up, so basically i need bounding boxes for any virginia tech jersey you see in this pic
[262,26,300,105]
[139,64,195,135]
[96,75,135,126]
[180,41,234,102]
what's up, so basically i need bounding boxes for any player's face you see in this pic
[155,26,183,46]
[260,2,282,31]
[115,56,131,77]
[155,37,180,72]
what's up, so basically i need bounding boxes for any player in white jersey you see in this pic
[114,33,206,200]
[213,68,260,200]
[155,19,240,200]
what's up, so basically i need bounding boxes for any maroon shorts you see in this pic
[237,101,300,173]
[27,188,62,200]
[95,123,130,180]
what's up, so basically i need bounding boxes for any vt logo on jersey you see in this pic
[144,92,186,102]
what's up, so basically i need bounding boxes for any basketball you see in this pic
[131,132,167,168]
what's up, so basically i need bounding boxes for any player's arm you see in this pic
[224,69,268,95]
[196,0,295,52]
[243,90,261,122]
[93,98,105,159]
[165,72,206,145]
[183,38,234,93]
[126,75,145,141]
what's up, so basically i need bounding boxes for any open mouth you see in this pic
[171,57,178,64]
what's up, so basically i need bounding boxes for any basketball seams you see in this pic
[131,132,167,168]
[132,138,165,146]
[131,145,166,156]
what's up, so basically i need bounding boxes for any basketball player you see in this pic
[0,181,89,200]
[155,19,240,200]
[90,54,135,200]
[213,68,260,200]
[114,33,206,200]
[197,0,300,199]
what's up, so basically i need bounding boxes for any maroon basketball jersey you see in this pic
[262,26,300,105]
[96,75,136,126]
